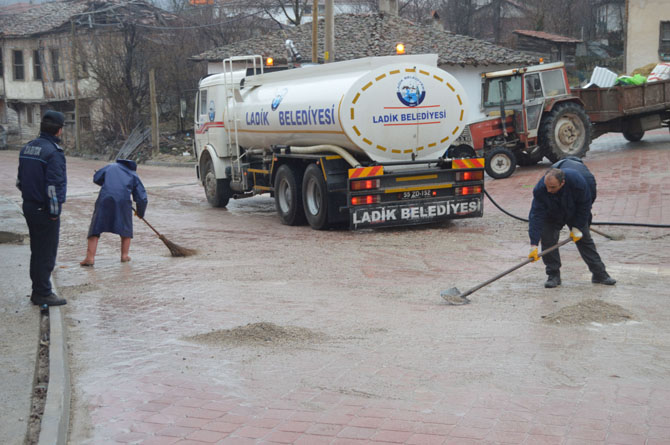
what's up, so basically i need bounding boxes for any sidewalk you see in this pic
[0,196,35,445]
[0,196,69,445]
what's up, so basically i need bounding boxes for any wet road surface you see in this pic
[1,130,670,444]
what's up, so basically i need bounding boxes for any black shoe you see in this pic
[544,275,561,288]
[592,275,616,285]
[30,293,67,306]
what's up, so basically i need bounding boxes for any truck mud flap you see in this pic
[350,196,483,229]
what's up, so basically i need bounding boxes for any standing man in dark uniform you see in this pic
[16,111,68,306]
[528,166,616,288]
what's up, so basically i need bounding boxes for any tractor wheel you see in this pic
[203,159,232,208]
[623,128,645,142]
[485,147,517,179]
[302,164,329,230]
[274,164,306,226]
[540,102,590,162]
[516,146,545,166]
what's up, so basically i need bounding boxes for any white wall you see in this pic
[2,40,45,101]
[625,0,670,73]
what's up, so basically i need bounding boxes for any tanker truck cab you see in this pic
[194,54,485,230]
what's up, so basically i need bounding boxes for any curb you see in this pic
[38,297,70,445]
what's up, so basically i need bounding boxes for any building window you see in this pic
[13,50,24,81]
[51,49,61,81]
[27,105,34,124]
[660,21,670,61]
[33,50,42,80]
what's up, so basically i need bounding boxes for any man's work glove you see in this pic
[570,228,583,242]
[528,246,539,262]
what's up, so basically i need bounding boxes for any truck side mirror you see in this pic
[534,78,542,91]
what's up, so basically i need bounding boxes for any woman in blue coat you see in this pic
[80,159,148,266]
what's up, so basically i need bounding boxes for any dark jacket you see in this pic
[16,133,67,217]
[88,160,148,238]
[528,168,592,245]
[553,156,597,203]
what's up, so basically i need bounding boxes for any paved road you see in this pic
[0,130,669,444]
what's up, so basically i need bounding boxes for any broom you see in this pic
[133,208,196,257]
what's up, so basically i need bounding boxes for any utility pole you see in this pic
[71,21,81,152]
[149,68,159,156]
[312,0,318,63]
[324,0,334,63]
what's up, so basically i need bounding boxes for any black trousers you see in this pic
[541,219,607,278]
[22,201,60,297]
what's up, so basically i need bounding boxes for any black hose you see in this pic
[484,188,670,229]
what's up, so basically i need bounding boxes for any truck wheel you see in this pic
[623,128,645,142]
[274,164,306,226]
[448,144,476,158]
[516,147,545,166]
[203,159,231,207]
[485,147,517,179]
[302,164,329,230]
[541,102,590,162]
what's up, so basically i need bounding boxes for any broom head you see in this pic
[159,234,197,257]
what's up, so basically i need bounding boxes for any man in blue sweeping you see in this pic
[528,159,616,289]
[80,159,148,266]
[16,110,68,306]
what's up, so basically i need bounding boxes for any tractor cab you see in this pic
[464,61,589,179]
[482,62,570,142]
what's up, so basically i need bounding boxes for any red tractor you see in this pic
[450,62,591,179]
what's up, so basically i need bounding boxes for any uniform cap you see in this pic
[43,110,65,127]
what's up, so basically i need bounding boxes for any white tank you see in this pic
[206,54,469,163]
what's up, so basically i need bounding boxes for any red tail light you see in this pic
[455,185,482,196]
[350,178,380,191]
[456,171,483,181]
[351,195,380,206]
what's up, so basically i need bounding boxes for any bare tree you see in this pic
[444,0,475,35]
[89,25,152,136]
[257,0,312,26]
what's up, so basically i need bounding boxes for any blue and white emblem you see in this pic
[271,88,288,111]
[208,100,216,122]
[397,76,426,107]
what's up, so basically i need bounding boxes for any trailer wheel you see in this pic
[302,164,329,230]
[541,102,590,162]
[623,129,645,142]
[274,164,306,226]
[203,159,231,207]
[485,147,517,179]
[516,146,545,166]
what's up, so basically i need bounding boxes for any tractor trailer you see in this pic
[193,54,485,230]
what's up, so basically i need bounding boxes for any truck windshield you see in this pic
[483,77,522,107]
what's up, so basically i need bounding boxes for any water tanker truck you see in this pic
[193,54,485,230]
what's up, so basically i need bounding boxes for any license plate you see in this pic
[401,189,432,200]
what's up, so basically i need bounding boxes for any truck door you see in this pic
[523,73,544,137]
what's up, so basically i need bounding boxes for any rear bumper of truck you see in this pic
[347,158,485,229]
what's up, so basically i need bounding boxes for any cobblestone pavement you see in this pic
[1,130,669,445]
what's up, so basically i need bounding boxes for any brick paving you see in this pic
[1,129,670,444]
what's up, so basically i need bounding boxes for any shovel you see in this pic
[441,237,573,305]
